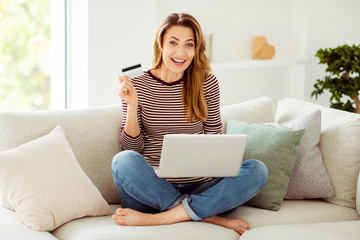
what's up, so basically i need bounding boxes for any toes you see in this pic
[239,226,248,234]
[112,214,126,225]
[243,222,250,229]
[116,207,131,216]
[233,219,249,235]
[115,207,124,215]
[238,219,250,229]
[235,226,247,235]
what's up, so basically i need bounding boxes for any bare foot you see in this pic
[112,206,249,235]
[203,216,249,235]
[112,208,156,226]
[112,204,191,226]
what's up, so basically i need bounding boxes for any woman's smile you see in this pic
[171,57,187,66]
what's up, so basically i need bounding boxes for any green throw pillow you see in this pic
[226,120,305,211]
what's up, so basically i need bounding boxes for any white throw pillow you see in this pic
[0,189,14,211]
[0,104,122,204]
[278,110,335,199]
[0,126,112,231]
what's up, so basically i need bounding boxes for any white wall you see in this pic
[301,0,360,106]
[70,0,360,108]
[156,0,298,62]
[87,0,157,107]
[155,0,304,106]
[67,0,89,109]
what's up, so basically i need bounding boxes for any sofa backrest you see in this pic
[0,105,123,204]
[220,96,275,132]
[0,97,276,206]
[276,98,360,209]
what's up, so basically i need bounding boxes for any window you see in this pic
[0,0,65,110]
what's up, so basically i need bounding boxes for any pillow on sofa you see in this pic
[276,98,360,209]
[0,190,14,211]
[0,105,122,204]
[226,120,304,211]
[0,125,112,231]
[278,110,335,199]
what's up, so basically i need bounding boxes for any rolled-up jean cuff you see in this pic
[182,197,202,221]
[167,194,188,210]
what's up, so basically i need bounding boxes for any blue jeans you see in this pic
[112,150,268,221]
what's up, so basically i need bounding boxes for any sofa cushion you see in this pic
[276,98,360,209]
[225,200,360,229]
[0,104,122,204]
[0,126,112,231]
[52,205,239,240]
[279,110,335,199]
[53,201,360,240]
[241,220,360,240]
[220,96,275,132]
[226,120,304,211]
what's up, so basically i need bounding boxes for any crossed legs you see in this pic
[111,150,268,235]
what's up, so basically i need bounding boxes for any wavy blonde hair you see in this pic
[153,13,211,123]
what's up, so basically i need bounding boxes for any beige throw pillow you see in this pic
[0,126,112,231]
[0,104,122,204]
[0,190,14,211]
[276,98,360,208]
[280,110,335,199]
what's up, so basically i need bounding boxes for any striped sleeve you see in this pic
[119,99,144,153]
[203,74,223,134]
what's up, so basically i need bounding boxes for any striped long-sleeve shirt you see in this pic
[119,70,222,183]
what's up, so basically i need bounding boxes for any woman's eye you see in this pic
[170,41,177,45]
[186,43,194,47]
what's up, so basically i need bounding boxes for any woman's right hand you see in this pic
[118,76,138,107]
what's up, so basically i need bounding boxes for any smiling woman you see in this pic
[152,13,210,123]
[111,12,268,236]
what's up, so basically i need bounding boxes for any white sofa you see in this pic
[0,97,359,240]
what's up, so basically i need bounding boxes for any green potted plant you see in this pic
[311,44,360,113]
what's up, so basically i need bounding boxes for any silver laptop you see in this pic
[155,134,248,178]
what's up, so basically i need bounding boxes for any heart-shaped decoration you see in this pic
[252,36,275,59]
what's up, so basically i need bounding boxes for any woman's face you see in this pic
[161,25,195,76]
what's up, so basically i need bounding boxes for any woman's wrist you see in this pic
[127,102,138,110]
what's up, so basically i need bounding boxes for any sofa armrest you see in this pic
[357,170,360,215]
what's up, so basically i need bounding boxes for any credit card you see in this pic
[121,64,143,78]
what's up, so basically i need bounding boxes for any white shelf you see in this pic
[211,58,307,70]
[211,57,307,106]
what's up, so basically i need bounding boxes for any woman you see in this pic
[111,13,268,235]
